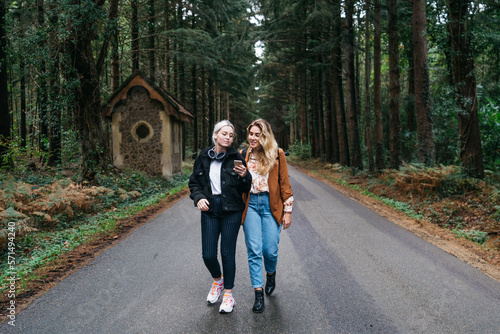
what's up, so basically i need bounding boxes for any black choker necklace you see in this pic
[208,148,226,160]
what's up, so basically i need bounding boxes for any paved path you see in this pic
[2,166,500,333]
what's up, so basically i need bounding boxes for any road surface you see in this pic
[2,166,500,333]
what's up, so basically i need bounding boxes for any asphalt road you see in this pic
[2,166,500,333]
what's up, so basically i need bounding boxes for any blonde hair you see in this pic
[212,120,235,145]
[247,119,278,175]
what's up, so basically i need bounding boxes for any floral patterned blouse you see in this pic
[247,151,294,213]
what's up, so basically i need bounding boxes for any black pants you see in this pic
[201,195,242,290]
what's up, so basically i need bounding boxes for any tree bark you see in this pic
[66,0,109,181]
[47,8,61,166]
[365,0,374,172]
[164,0,171,91]
[332,0,349,166]
[201,67,208,147]
[19,9,27,148]
[131,0,139,71]
[448,0,484,178]
[413,0,435,166]
[191,64,198,153]
[373,0,385,170]
[148,0,155,81]
[345,0,363,169]
[405,40,416,133]
[388,0,402,169]
[299,63,308,145]
[324,63,334,162]
[0,0,11,166]
[110,0,119,92]
[37,0,48,155]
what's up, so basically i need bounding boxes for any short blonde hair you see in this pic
[212,120,235,145]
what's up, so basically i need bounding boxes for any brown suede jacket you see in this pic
[241,147,294,225]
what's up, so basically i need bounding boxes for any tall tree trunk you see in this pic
[47,53,61,167]
[191,64,198,153]
[365,0,374,172]
[292,66,300,143]
[110,0,119,92]
[20,60,26,148]
[406,41,416,133]
[373,0,385,171]
[164,0,171,91]
[0,0,11,166]
[318,60,325,158]
[299,64,307,145]
[67,0,109,181]
[333,0,349,166]
[413,0,435,166]
[131,0,139,71]
[201,67,207,148]
[310,66,318,157]
[324,62,334,162]
[448,0,484,178]
[177,2,185,101]
[388,0,402,169]
[47,9,61,166]
[148,0,155,81]
[19,10,27,148]
[37,0,48,155]
[208,75,215,145]
[345,0,363,169]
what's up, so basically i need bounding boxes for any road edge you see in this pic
[291,163,500,283]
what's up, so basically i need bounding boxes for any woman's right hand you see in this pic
[197,198,210,211]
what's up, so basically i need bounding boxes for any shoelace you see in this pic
[222,295,234,306]
[210,282,223,295]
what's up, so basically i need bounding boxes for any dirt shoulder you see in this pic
[0,188,189,320]
[291,163,500,283]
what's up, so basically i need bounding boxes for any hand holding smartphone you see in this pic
[234,160,243,167]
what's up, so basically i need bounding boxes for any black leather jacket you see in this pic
[189,146,252,213]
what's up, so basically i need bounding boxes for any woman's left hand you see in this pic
[282,212,292,230]
[234,165,247,177]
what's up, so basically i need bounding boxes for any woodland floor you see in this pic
[2,161,500,320]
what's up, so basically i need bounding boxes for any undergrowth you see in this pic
[0,166,190,292]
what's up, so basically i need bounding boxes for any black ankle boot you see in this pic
[265,272,276,295]
[252,289,265,313]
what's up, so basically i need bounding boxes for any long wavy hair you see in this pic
[247,119,278,175]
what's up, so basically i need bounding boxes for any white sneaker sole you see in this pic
[219,304,235,314]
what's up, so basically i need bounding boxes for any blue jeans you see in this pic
[243,193,282,289]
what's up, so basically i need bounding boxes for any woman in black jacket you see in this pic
[189,120,251,314]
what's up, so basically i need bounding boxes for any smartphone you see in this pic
[234,160,243,167]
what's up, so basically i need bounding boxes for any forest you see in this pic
[0,0,499,179]
[0,0,500,306]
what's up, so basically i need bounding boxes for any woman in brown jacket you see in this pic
[240,119,294,313]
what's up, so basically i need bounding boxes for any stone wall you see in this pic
[118,86,164,176]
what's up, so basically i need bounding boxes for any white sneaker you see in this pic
[207,279,224,304]
[219,293,235,313]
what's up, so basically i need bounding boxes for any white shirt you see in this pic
[209,160,223,195]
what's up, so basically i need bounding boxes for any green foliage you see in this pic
[289,141,311,160]
[431,86,460,166]
[0,167,190,291]
[452,228,489,245]
[438,173,480,198]
[479,99,500,171]
[379,198,424,220]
